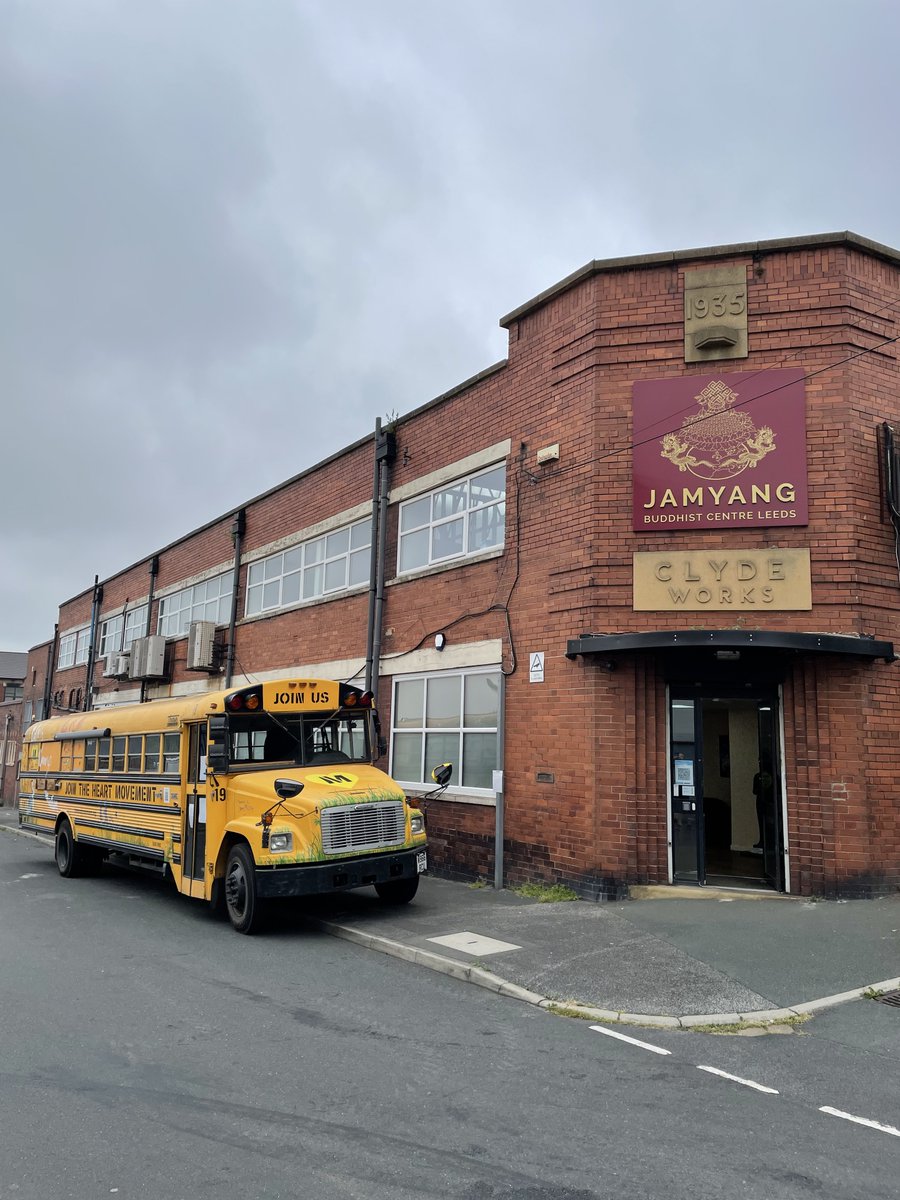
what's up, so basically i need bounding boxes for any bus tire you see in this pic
[55,819,84,879]
[224,844,264,934]
[374,875,419,905]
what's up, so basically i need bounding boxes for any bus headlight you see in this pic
[269,833,293,853]
[410,813,425,836]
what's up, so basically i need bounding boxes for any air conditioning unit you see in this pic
[187,620,219,672]
[113,651,131,680]
[129,636,167,680]
[102,654,120,678]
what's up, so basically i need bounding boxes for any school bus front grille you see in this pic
[320,801,406,855]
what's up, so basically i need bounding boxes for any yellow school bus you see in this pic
[18,678,434,933]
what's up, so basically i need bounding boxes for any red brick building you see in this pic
[23,231,900,897]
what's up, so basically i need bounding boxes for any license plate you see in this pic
[416,851,427,874]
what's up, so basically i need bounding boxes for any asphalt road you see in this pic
[2,833,898,1199]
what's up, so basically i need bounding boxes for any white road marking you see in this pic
[696,1065,779,1094]
[590,1026,671,1055]
[426,932,521,955]
[819,1106,900,1137]
[18,873,40,880]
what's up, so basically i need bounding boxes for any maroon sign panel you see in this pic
[632,368,808,531]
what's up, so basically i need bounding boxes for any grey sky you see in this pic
[3,0,899,650]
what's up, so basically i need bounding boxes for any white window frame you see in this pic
[397,464,506,576]
[58,626,90,670]
[157,573,232,638]
[389,667,501,796]
[245,518,371,617]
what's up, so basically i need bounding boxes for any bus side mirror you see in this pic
[207,715,230,773]
[431,763,452,788]
[275,778,304,800]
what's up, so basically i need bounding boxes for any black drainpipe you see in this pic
[140,555,159,704]
[43,625,58,719]
[84,577,103,711]
[225,508,246,687]
[365,421,396,696]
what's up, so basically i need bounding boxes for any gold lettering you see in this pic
[708,486,726,505]
[751,484,771,503]
[683,488,703,506]
[643,490,657,509]
[659,489,676,507]
[728,485,747,505]
[776,483,795,502]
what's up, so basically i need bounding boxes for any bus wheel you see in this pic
[224,844,263,934]
[374,875,419,905]
[55,820,83,879]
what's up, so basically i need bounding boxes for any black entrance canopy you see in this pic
[566,629,895,662]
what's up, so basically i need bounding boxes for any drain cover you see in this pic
[873,989,900,1007]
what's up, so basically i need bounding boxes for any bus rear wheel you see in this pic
[224,844,264,934]
[374,875,419,905]
[55,819,85,878]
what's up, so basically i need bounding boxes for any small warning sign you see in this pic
[529,652,545,683]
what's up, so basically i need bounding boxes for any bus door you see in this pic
[182,723,208,897]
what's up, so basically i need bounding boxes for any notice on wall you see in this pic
[633,548,811,611]
[674,760,694,787]
[529,652,545,683]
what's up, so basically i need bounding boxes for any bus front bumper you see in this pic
[254,845,427,899]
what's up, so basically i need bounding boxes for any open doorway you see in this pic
[670,691,784,890]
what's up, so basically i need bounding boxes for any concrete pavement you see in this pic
[2,803,898,1026]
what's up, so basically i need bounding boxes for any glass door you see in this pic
[670,697,704,882]
[756,702,784,890]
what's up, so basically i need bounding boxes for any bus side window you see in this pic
[112,737,126,772]
[84,738,98,772]
[145,734,162,773]
[128,736,142,773]
[163,733,180,774]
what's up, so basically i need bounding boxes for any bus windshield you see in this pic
[226,712,370,768]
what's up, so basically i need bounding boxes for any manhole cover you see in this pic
[873,989,900,1007]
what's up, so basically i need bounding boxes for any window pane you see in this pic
[468,501,505,552]
[426,676,460,728]
[112,736,126,772]
[283,546,302,573]
[399,527,429,572]
[84,738,97,771]
[350,521,370,549]
[432,482,466,521]
[264,555,281,580]
[303,563,323,598]
[305,537,324,564]
[163,733,180,774]
[348,548,369,586]
[128,736,142,772]
[145,734,161,773]
[470,466,505,506]
[324,559,346,591]
[98,738,111,770]
[394,679,424,727]
[392,732,422,782]
[281,572,301,606]
[464,673,499,727]
[432,517,464,561]
[462,733,496,788]
[400,496,430,532]
[246,583,263,615]
[248,561,265,585]
[326,527,349,557]
[425,732,459,777]
[262,581,279,609]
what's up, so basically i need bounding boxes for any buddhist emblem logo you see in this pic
[659,380,776,481]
